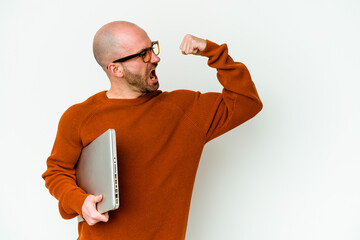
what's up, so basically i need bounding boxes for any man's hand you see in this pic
[81,195,109,226]
[180,34,207,55]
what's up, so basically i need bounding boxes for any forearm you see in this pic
[43,159,89,219]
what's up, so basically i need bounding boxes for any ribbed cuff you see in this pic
[60,189,90,219]
[200,40,221,57]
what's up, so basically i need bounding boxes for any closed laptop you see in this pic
[75,129,119,221]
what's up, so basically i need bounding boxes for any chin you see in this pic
[145,83,159,93]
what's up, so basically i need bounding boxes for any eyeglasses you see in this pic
[110,41,160,67]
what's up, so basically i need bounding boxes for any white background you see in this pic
[1,0,359,239]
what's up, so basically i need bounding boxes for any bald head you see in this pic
[93,21,150,69]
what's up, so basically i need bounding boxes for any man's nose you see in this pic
[150,51,160,63]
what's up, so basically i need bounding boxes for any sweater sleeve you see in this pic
[195,40,263,142]
[42,106,89,219]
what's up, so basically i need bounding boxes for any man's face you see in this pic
[122,60,159,93]
[120,39,160,94]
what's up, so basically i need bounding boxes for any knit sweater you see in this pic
[42,40,262,240]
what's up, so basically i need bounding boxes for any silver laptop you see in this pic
[75,129,119,221]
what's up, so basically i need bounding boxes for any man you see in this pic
[42,21,262,239]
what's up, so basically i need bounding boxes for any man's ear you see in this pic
[107,63,124,78]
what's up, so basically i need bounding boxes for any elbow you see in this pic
[247,98,263,120]
[256,99,263,114]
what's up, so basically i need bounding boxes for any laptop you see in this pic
[75,129,119,222]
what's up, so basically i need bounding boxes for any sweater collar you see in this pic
[97,90,162,106]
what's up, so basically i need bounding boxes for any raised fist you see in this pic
[179,34,207,55]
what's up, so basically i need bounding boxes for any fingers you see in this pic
[180,34,207,55]
[81,195,109,226]
[85,210,109,226]
[94,194,103,203]
[91,210,109,224]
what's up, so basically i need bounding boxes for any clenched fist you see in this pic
[180,34,207,55]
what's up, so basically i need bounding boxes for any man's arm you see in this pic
[179,34,263,142]
[42,106,108,225]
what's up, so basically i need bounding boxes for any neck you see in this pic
[106,87,146,99]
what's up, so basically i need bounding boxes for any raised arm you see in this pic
[179,34,263,142]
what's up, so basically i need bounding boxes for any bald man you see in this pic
[42,21,262,239]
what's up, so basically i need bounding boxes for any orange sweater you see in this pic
[42,40,262,240]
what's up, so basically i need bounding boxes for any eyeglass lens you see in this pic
[142,42,160,63]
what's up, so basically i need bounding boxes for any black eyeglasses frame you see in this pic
[112,41,159,64]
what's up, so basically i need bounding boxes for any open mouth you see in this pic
[149,69,158,82]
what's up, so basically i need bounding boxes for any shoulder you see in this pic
[157,89,220,111]
[158,89,198,107]
[59,91,105,129]
[160,89,197,99]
